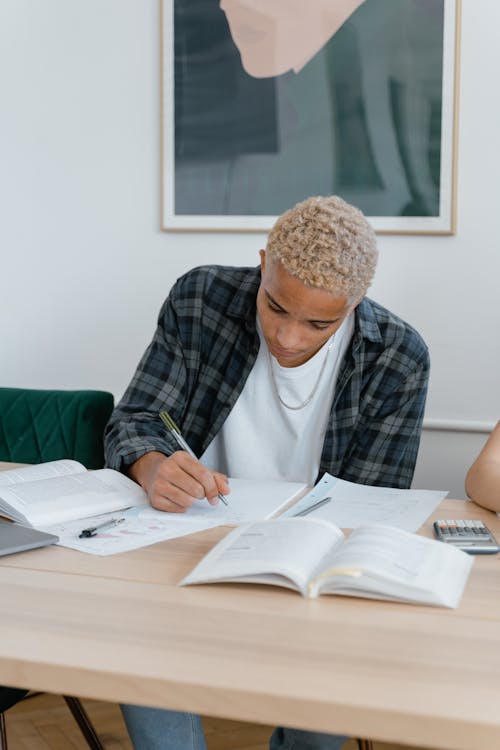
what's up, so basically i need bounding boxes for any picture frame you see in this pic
[161,0,460,235]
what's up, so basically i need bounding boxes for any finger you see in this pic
[152,457,221,511]
[172,452,222,501]
[202,472,231,508]
[213,472,230,495]
[153,473,204,509]
[157,452,207,499]
[150,489,192,513]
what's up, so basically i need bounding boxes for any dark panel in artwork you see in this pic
[174,0,278,160]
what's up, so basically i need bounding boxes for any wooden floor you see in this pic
[3,693,430,750]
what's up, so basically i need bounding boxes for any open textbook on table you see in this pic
[181,518,473,608]
[0,460,306,538]
[0,460,146,526]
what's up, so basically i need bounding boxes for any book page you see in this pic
[314,525,473,607]
[0,468,147,527]
[140,477,307,525]
[0,459,85,486]
[181,518,344,594]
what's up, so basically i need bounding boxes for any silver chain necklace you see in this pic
[268,339,334,410]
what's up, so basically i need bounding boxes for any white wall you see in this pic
[1,1,499,498]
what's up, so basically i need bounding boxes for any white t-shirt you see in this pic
[200,313,354,484]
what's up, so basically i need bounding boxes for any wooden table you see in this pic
[0,472,499,750]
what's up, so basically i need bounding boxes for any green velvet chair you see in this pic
[0,387,115,750]
[0,388,114,469]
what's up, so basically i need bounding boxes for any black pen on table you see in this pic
[78,517,125,538]
[159,411,229,507]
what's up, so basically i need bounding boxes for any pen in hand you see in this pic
[159,411,229,507]
[78,517,125,538]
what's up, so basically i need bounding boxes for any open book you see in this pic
[180,518,474,608]
[0,460,307,531]
[0,460,147,527]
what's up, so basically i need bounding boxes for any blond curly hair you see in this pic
[266,195,378,299]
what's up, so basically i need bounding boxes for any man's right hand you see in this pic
[128,451,230,513]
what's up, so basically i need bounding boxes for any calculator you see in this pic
[433,519,500,554]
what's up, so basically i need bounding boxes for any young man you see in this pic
[104,195,429,750]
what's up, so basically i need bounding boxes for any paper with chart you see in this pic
[40,505,220,556]
[282,473,447,532]
[41,477,307,555]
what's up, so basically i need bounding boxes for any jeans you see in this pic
[120,705,348,750]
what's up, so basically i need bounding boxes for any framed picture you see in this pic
[161,0,460,234]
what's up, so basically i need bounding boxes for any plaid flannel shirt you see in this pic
[104,265,429,489]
